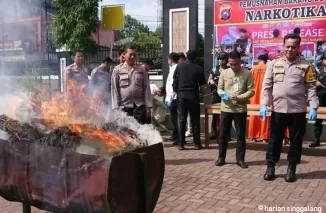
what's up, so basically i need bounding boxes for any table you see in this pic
[204,104,326,149]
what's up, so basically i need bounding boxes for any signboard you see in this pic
[0,55,25,61]
[213,0,326,68]
[0,40,23,50]
[101,5,125,30]
[214,0,326,26]
[252,42,315,64]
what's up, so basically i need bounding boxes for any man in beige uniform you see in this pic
[64,50,89,97]
[111,45,152,124]
[215,51,255,168]
[260,33,318,182]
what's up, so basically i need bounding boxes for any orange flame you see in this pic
[29,80,128,152]
[69,124,126,151]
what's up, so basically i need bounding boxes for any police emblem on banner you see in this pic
[218,1,232,21]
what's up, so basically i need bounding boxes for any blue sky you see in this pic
[100,0,205,34]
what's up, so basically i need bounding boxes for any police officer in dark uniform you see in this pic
[310,53,326,147]
[208,53,229,139]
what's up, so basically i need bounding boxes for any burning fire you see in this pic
[27,80,128,152]
[40,80,104,125]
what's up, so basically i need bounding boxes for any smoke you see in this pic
[0,2,162,155]
[0,74,162,157]
[105,108,163,146]
[75,108,163,157]
[0,76,36,121]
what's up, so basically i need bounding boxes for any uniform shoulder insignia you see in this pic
[304,64,316,83]
[112,65,122,75]
[297,59,310,70]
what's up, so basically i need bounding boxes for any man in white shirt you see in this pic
[165,52,179,145]
[301,44,312,57]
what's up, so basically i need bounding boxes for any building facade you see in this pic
[0,0,115,75]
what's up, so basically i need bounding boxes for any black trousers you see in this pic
[177,97,201,146]
[267,112,306,165]
[170,100,178,140]
[314,95,326,141]
[219,112,247,162]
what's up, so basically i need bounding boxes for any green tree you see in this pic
[116,15,150,40]
[51,0,99,54]
[136,32,160,45]
[154,27,162,38]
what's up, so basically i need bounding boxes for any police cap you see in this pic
[218,52,229,60]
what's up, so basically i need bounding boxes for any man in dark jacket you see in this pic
[311,53,326,147]
[208,53,229,139]
[173,49,206,150]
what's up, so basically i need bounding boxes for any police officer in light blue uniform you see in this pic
[260,33,318,183]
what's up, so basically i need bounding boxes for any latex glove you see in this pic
[164,101,172,109]
[308,108,317,120]
[219,92,229,101]
[259,106,268,119]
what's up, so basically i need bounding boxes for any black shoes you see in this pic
[236,161,248,168]
[309,140,320,148]
[285,163,296,182]
[263,163,297,182]
[215,158,248,168]
[215,158,225,166]
[178,145,185,150]
[264,165,276,181]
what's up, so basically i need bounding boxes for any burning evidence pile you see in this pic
[0,80,164,212]
[0,80,162,157]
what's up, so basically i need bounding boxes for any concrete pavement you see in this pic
[1,138,326,213]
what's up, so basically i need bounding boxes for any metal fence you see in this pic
[0,43,163,76]
[85,43,163,69]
